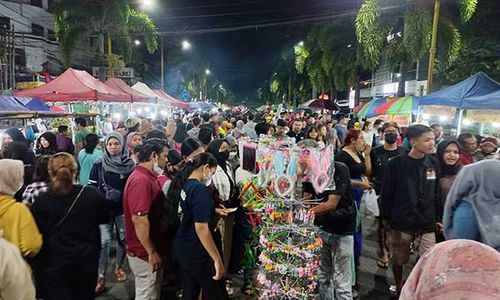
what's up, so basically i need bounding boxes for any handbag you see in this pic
[100,165,123,204]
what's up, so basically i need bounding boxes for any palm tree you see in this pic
[54,0,158,70]
[355,0,478,96]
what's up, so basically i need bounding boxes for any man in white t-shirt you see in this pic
[103,114,114,136]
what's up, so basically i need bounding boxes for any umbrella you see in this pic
[374,97,399,115]
[356,98,387,118]
[386,96,419,115]
[299,98,339,111]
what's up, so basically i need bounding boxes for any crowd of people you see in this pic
[0,108,499,300]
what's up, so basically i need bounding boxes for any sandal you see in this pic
[95,277,106,294]
[115,267,128,282]
[377,259,389,268]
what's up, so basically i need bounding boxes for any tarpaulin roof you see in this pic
[418,72,500,108]
[357,98,388,118]
[105,78,153,103]
[462,89,500,110]
[14,97,51,111]
[131,82,159,98]
[153,90,190,109]
[14,68,131,102]
[188,101,218,110]
[0,96,30,113]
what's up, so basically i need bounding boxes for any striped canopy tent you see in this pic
[356,98,388,118]
[353,101,367,113]
[385,96,419,115]
[374,97,399,115]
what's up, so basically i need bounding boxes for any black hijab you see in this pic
[4,127,27,144]
[206,139,229,172]
[37,131,59,155]
[437,138,462,176]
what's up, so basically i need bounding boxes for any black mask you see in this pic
[384,133,398,144]
[217,150,230,162]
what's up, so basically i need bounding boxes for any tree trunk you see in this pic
[397,60,407,97]
[98,32,106,81]
[354,72,361,106]
[287,74,292,105]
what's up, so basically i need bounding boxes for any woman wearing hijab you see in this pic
[436,139,462,205]
[31,153,108,300]
[231,120,245,139]
[443,159,500,251]
[206,139,239,276]
[401,239,500,300]
[0,159,42,258]
[3,141,36,201]
[126,132,142,163]
[89,132,136,292]
[36,131,59,156]
[2,127,36,165]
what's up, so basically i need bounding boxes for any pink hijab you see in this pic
[401,239,500,300]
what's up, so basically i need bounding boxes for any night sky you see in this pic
[148,0,360,101]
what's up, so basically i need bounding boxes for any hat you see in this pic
[125,118,140,129]
[481,137,498,148]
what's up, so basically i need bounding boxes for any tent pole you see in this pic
[456,109,464,136]
[416,106,421,123]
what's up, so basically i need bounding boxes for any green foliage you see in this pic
[436,20,462,71]
[457,0,478,23]
[53,0,158,67]
[355,0,384,71]
[294,45,309,74]
[128,9,158,53]
[403,9,432,61]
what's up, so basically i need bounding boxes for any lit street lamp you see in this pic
[134,39,141,46]
[142,0,154,9]
[298,41,304,47]
[205,69,211,75]
[182,40,192,50]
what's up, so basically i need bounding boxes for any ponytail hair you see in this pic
[165,152,218,215]
[48,152,78,196]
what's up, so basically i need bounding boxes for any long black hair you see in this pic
[165,152,218,215]
[437,138,462,176]
[84,133,99,154]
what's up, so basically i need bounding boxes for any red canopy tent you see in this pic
[153,89,190,109]
[105,78,153,103]
[14,68,131,102]
[353,101,367,113]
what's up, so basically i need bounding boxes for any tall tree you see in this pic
[54,0,158,69]
[355,0,478,96]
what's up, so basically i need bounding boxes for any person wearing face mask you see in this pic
[206,139,239,275]
[123,139,168,300]
[89,132,136,293]
[335,129,372,294]
[170,153,228,300]
[370,123,406,268]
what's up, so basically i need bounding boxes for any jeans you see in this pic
[451,201,480,241]
[318,230,354,300]
[98,214,126,276]
[128,255,162,300]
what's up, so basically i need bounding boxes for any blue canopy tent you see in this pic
[462,89,500,109]
[417,72,500,134]
[14,97,51,112]
[0,96,31,115]
[418,72,500,107]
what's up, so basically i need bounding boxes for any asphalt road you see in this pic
[97,215,418,300]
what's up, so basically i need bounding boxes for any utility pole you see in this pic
[160,36,164,90]
[107,33,113,78]
[426,0,440,94]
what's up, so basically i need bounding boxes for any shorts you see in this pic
[390,230,435,265]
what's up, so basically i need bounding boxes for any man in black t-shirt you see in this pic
[306,161,356,300]
[380,124,441,297]
[286,119,305,143]
[370,122,406,268]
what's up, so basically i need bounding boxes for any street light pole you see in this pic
[426,0,440,94]
[160,35,164,90]
[108,33,113,78]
